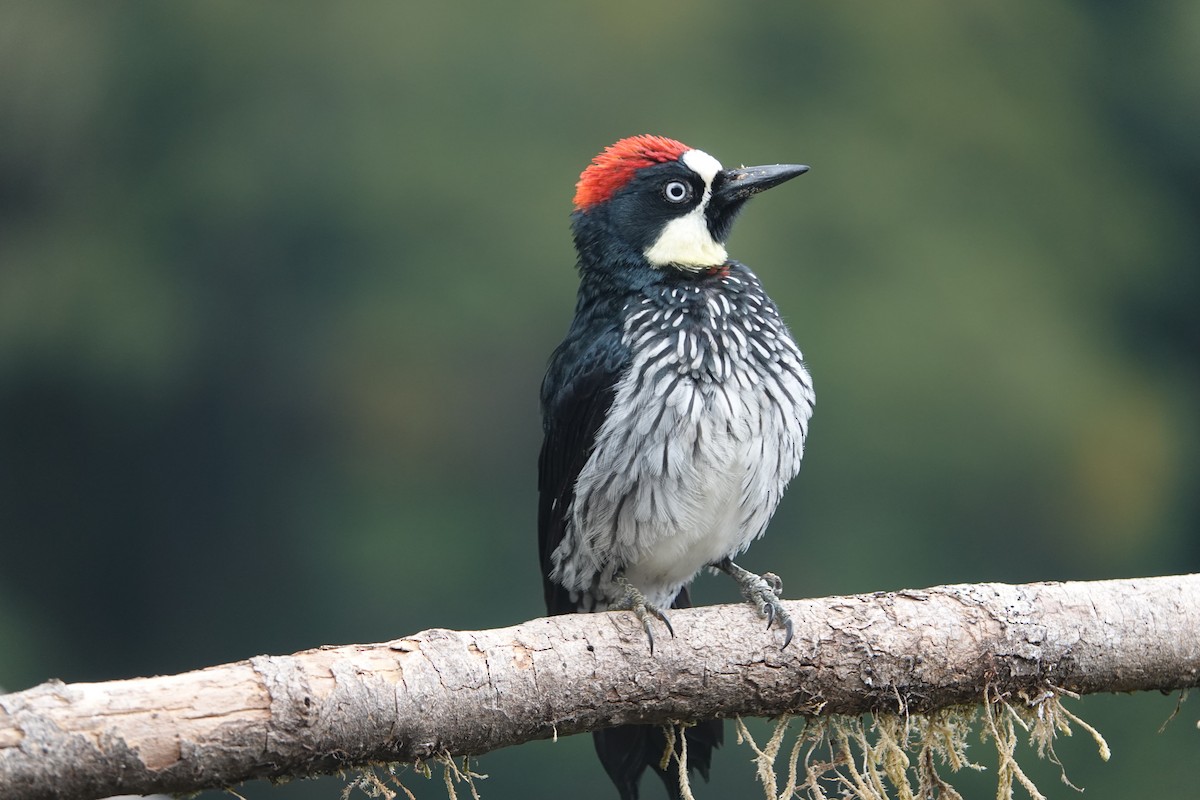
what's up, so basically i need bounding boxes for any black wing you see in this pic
[537,325,629,615]
[538,320,725,799]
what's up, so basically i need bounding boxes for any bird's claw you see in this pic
[652,605,675,639]
[750,582,794,649]
[718,560,795,648]
[614,576,674,654]
[760,571,792,646]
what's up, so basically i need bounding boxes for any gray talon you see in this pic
[613,575,673,652]
[716,559,794,648]
[653,607,675,639]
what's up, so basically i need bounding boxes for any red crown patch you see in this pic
[573,135,692,211]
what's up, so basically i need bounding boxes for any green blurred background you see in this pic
[1,3,1197,798]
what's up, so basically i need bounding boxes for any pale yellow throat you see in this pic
[643,209,728,269]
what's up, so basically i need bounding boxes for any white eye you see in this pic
[663,180,692,204]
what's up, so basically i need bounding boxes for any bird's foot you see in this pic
[716,559,794,648]
[612,576,674,654]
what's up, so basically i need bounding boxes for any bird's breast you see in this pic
[550,270,814,608]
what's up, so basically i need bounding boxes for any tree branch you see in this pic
[2,575,1199,800]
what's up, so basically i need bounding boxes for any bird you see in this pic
[537,135,815,800]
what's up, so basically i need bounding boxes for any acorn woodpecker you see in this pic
[538,135,814,799]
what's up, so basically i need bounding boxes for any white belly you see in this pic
[549,276,814,612]
[621,451,752,604]
[556,359,809,610]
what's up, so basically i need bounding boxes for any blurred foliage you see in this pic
[0,2,1197,799]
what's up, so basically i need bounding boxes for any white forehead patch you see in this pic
[681,149,722,185]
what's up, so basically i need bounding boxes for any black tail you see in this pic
[593,719,723,800]
[592,587,723,800]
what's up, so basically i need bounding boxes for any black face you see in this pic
[601,161,707,254]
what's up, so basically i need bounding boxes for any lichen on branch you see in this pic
[715,684,1113,800]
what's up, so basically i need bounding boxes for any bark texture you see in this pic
[2,575,1198,800]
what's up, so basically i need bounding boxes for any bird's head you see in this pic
[571,135,808,273]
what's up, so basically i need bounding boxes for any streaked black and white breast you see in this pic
[550,263,814,611]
